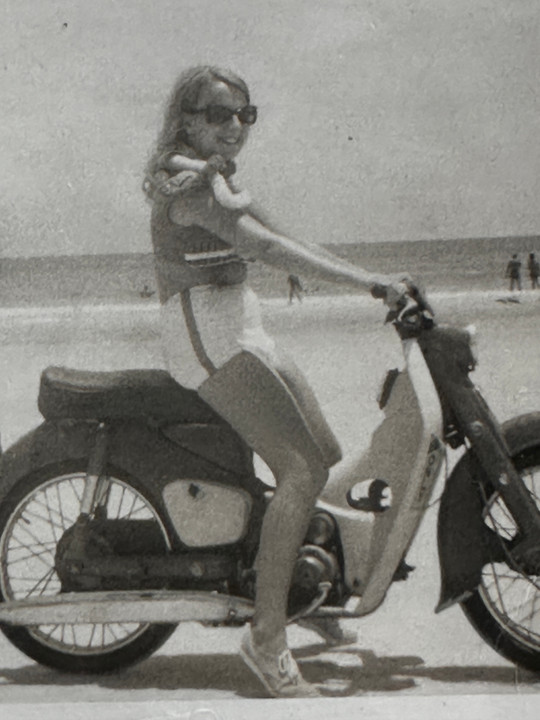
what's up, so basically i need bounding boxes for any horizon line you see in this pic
[2,233,540,262]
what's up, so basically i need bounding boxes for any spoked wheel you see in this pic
[0,462,176,673]
[461,442,540,672]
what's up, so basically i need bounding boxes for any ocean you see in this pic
[1,235,539,307]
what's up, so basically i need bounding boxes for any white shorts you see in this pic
[162,283,342,470]
[161,284,278,389]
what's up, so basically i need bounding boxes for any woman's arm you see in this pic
[165,153,251,210]
[233,202,406,292]
[235,213,397,292]
[164,153,208,173]
[168,192,409,295]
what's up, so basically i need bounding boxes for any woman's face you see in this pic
[183,81,251,161]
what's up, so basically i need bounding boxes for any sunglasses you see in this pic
[187,104,258,126]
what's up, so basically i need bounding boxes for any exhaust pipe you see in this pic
[0,590,254,626]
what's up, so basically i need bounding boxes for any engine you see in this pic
[288,511,341,615]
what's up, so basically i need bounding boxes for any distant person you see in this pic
[505,254,522,291]
[287,274,303,304]
[527,253,539,290]
[140,284,156,299]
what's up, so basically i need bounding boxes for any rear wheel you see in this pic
[0,461,177,673]
[461,441,540,672]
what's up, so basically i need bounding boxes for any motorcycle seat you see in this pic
[38,366,224,425]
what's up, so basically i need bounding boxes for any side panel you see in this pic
[437,411,540,611]
[320,341,444,613]
[163,480,252,546]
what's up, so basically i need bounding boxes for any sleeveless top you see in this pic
[150,175,247,304]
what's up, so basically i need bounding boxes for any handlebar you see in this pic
[371,281,435,333]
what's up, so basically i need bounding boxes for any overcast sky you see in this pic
[1,0,539,257]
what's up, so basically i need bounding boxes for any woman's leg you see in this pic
[198,351,334,692]
[250,447,327,652]
[273,352,342,469]
[259,352,356,645]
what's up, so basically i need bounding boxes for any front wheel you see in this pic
[0,461,177,673]
[461,436,540,672]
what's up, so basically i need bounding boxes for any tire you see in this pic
[461,434,540,673]
[0,460,177,674]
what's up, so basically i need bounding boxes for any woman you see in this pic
[144,65,410,698]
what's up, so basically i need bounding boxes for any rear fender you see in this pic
[0,419,258,527]
[437,411,540,612]
[0,420,97,504]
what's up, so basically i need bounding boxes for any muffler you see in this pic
[0,590,254,626]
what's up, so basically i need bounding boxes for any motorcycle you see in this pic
[0,287,539,676]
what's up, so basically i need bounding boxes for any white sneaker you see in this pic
[240,632,319,698]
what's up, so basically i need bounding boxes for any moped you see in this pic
[0,287,539,675]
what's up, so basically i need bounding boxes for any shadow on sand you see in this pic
[1,645,539,698]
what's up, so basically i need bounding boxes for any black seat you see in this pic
[38,366,223,424]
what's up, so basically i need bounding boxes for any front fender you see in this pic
[436,411,540,612]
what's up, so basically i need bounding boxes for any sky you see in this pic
[1,0,539,257]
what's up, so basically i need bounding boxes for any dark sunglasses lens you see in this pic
[204,105,258,125]
[205,106,234,124]
[238,105,257,125]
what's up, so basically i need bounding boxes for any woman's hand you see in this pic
[370,273,414,310]
[203,154,228,176]
[370,273,434,317]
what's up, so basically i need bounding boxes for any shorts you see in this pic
[161,284,278,389]
[161,285,342,471]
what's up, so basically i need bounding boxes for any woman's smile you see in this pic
[219,136,242,146]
